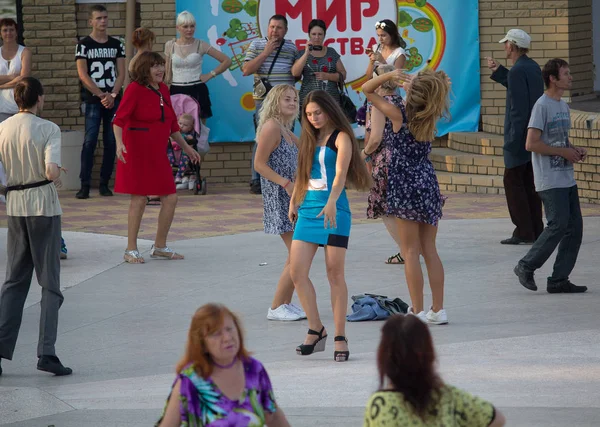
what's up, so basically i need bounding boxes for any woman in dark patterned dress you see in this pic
[254,85,306,322]
[363,68,450,325]
[362,64,405,265]
[291,19,347,113]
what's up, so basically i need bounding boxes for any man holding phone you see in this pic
[242,14,297,195]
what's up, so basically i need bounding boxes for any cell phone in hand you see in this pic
[365,47,373,54]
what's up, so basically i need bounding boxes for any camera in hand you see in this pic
[308,44,323,51]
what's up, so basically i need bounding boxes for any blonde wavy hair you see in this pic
[405,69,450,142]
[375,64,401,92]
[256,84,298,138]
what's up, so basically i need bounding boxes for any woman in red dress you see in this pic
[113,52,201,264]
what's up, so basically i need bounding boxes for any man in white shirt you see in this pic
[0,77,72,376]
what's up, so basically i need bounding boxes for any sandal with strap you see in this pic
[150,245,184,260]
[296,326,327,356]
[334,336,350,362]
[124,249,145,264]
[385,252,405,265]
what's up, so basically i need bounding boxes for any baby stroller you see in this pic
[169,94,209,195]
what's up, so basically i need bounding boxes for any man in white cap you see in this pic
[487,29,544,245]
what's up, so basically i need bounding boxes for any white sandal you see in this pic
[124,249,145,264]
[150,245,184,260]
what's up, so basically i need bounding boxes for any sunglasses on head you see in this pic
[375,21,387,29]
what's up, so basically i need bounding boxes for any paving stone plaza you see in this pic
[1,187,599,426]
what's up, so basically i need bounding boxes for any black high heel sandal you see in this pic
[334,336,349,362]
[296,326,327,356]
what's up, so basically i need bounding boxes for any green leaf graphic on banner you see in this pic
[412,18,433,32]
[244,0,258,16]
[222,0,243,14]
[415,0,427,7]
[397,10,413,27]
[230,18,242,29]
[235,30,248,41]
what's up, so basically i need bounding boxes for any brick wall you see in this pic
[479,0,595,125]
[21,0,80,128]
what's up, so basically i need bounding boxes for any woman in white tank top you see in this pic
[0,18,32,122]
[165,11,232,124]
[0,18,32,198]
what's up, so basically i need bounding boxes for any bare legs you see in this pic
[270,232,295,309]
[382,215,403,249]
[289,241,321,342]
[395,218,444,313]
[324,245,349,354]
[289,240,349,353]
[155,194,178,248]
[127,195,147,252]
[126,193,180,263]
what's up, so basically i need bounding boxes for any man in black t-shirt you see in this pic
[75,4,125,199]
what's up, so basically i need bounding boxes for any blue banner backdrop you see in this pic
[176,0,480,142]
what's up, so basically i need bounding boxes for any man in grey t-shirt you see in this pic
[513,59,587,294]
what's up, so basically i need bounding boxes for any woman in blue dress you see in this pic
[289,90,371,362]
[363,69,450,325]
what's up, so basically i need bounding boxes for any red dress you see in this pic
[114,82,180,195]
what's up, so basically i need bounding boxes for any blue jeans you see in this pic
[519,185,583,284]
[79,101,119,187]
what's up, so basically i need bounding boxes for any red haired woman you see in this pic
[364,314,506,426]
[156,304,290,427]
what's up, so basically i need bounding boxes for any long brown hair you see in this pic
[377,315,443,419]
[405,69,450,142]
[293,90,371,205]
[176,304,250,378]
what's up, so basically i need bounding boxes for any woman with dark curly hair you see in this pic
[364,314,506,426]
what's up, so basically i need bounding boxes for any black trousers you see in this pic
[503,161,544,241]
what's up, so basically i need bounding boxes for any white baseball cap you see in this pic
[499,29,531,48]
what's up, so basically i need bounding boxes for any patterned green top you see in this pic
[364,385,495,426]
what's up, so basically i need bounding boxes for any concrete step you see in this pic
[447,132,504,155]
[436,171,505,195]
[482,114,505,134]
[430,147,505,176]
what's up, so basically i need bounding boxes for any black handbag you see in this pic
[337,73,357,124]
[253,40,284,99]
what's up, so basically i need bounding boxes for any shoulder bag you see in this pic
[253,40,285,99]
[337,73,357,124]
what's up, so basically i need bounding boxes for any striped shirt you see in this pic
[245,38,297,100]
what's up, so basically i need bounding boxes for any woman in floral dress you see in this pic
[361,64,405,265]
[156,304,290,426]
[362,69,450,326]
[254,85,306,322]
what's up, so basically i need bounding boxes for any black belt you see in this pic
[172,80,203,85]
[1,179,53,196]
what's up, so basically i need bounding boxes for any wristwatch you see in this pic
[210,70,217,78]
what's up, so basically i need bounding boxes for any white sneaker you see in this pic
[426,307,448,325]
[407,306,428,323]
[286,303,307,319]
[188,179,196,190]
[267,304,302,321]
[176,182,188,190]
